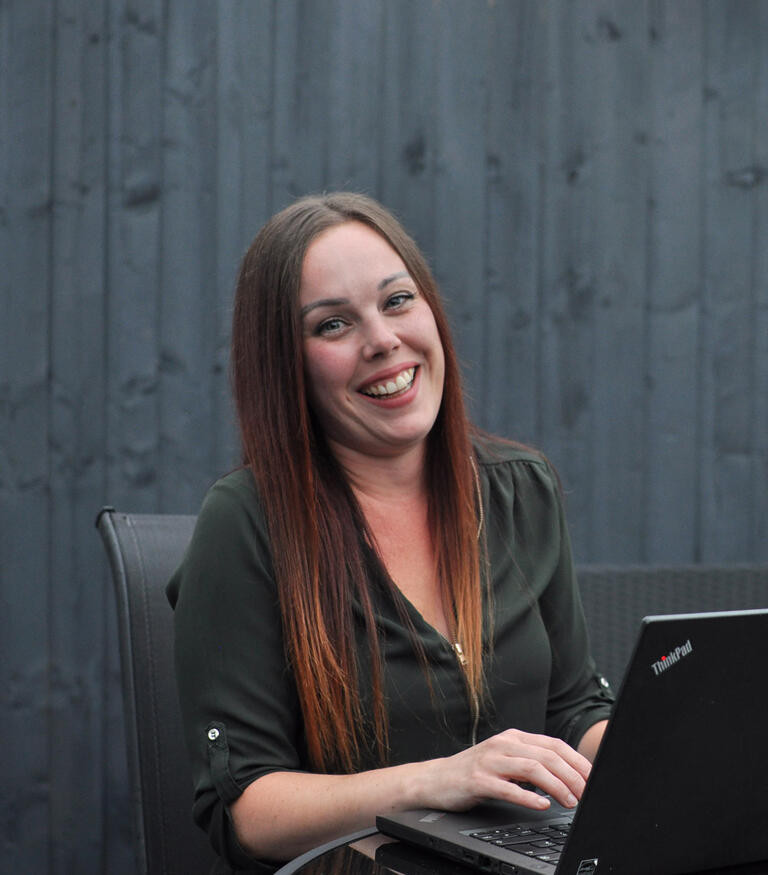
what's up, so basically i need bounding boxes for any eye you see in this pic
[384,291,415,311]
[315,316,349,337]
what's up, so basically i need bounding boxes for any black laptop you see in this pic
[377,609,768,874]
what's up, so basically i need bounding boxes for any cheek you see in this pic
[414,312,445,372]
[303,342,354,399]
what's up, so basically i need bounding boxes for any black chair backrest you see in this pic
[578,564,768,690]
[97,508,217,875]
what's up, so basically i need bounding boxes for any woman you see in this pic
[168,193,613,873]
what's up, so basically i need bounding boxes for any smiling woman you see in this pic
[167,193,613,873]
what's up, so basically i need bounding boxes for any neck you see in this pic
[328,439,429,504]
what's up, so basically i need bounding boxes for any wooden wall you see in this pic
[1,1,766,871]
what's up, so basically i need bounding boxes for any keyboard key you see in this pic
[496,835,547,848]
[504,844,540,856]
[533,830,559,840]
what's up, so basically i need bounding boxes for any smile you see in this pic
[360,367,416,398]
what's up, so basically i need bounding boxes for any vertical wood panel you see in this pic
[589,0,650,561]
[700,0,761,561]
[0,1,53,870]
[645,1,705,562]
[158,0,218,512]
[378,0,438,259]
[539,0,599,558]
[213,0,275,475]
[483,1,544,441]
[106,0,164,512]
[432,0,489,421]
[270,0,332,209]
[325,0,384,191]
[754,2,768,562]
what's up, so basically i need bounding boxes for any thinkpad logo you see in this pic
[651,639,693,676]
[576,860,598,874]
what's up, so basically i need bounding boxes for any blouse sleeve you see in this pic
[533,461,615,747]
[481,445,614,750]
[166,470,302,872]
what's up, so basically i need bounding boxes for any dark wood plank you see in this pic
[158,0,219,512]
[700,0,761,561]
[537,0,601,559]
[378,0,439,259]
[644,0,705,562]
[754,2,768,562]
[270,0,333,210]
[324,0,385,192]
[105,0,164,514]
[431,0,490,423]
[0,1,54,870]
[483,1,544,442]
[588,0,650,561]
[213,0,275,475]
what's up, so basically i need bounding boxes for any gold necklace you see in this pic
[470,454,484,540]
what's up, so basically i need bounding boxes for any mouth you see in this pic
[359,366,417,399]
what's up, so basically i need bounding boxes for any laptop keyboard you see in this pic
[467,819,572,865]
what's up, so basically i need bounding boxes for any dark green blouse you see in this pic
[167,439,614,872]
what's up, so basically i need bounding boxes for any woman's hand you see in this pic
[419,728,592,813]
[231,729,592,861]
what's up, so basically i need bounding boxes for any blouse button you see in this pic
[207,727,220,741]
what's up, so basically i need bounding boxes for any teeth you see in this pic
[362,367,415,397]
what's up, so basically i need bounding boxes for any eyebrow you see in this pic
[378,270,411,290]
[300,297,348,318]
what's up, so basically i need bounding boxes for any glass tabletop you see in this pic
[291,833,768,875]
[293,833,481,874]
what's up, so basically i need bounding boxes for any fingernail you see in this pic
[566,794,577,807]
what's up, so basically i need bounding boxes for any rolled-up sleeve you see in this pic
[167,470,302,871]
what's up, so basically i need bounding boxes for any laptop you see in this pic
[377,609,768,874]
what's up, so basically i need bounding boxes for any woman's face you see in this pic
[299,221,445,460]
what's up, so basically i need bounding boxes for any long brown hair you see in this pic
[231,193,483,772]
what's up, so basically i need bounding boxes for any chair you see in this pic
[96,507,217,875]
[578,564,768,690]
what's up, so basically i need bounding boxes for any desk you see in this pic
[287,832,768,875]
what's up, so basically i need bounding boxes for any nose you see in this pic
[361,315,400,359]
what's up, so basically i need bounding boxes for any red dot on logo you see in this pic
[661,656,666,661]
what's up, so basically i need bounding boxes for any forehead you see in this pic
[299,221,409,302]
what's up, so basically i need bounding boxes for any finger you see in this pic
[506,757,581,810]
[540,735,592,781]
[480,769,574,813]
[499,730,592,781]
[494,778,554,811]
[521,745,587,797]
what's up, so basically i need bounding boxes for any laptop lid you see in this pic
[377,609,768,874]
